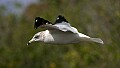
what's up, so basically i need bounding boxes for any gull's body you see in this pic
[27,15,103,45]
[39,30,89,44]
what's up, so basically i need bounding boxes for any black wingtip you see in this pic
[54,15,68,24]
[58,15,63,17]
[34,17,52,29]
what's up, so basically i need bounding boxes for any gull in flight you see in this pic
[27,15,104,45]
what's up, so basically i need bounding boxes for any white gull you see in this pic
[27,15,104,45]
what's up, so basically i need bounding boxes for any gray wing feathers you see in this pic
[53,22,78,33]
[41,22,78,33]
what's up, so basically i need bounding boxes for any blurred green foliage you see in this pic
[0,0,120,68]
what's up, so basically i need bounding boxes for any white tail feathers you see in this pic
[90,38,104,44]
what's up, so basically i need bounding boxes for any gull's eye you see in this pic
[34,35,39,38]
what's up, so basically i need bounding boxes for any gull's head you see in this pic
[27,32,44,45]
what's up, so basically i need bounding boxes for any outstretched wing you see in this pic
[53,15,78,33]
[34,15,78,33]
